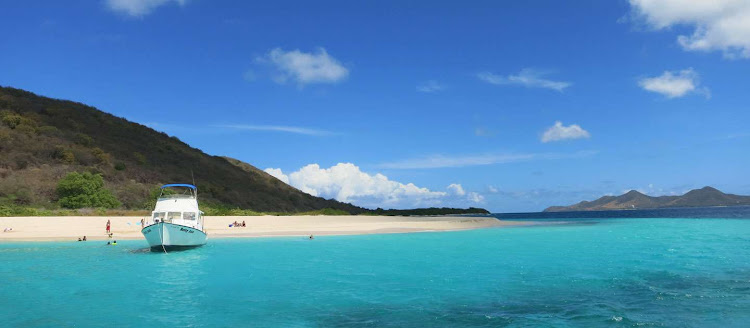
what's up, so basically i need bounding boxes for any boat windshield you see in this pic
[152,212,199,221]
[159,194,195,200]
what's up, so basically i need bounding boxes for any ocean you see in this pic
[2,207,750,327]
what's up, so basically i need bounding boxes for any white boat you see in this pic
[142,184,207,251]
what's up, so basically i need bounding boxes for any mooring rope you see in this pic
[158,222,167,254]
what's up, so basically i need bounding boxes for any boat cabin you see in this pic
[147,184,204,230]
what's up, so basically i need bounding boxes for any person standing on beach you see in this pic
[106,219,111,234]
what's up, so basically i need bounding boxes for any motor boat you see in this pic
[142,184,207,251]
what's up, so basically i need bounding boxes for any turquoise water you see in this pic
[2,218,750,327]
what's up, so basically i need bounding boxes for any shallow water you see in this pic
[2,216,750,327]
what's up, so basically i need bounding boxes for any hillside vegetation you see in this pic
[0,86,365,214]
[0,86,489,216]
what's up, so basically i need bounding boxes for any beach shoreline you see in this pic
[0,215,533,242]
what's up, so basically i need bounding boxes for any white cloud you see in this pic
[214,124,334,136]
[629,0,750,58]
[378,151,596,169]
[417,80,444,93]
[488,185,499,193]
[477,68,571,92]
[638,68,709,98]
[467,192,485,203]
[105,0,186,17]
[541,121,590,143]
[264,163,484,208]
[258,47,349,85]
[447,183,466,196]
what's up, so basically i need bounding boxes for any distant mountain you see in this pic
[544,187,750,212]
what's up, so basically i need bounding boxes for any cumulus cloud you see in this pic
[477,69,571,92]
[467,192,485,203]
[257,47,349,85]
[638,68,709,98]
[214,124,334,136]
[416,80,444,93]
[447,183,466,196]
[263,163,484,208]
[105,0,186,17]
[541,121,590,143]
[628,0,750,58]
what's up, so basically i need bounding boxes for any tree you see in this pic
[57,172,120,209]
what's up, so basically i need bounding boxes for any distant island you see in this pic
[544,186,750,212]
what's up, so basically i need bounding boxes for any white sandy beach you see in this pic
[0,215,531,242]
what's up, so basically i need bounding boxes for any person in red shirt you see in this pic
[106,219,111,234]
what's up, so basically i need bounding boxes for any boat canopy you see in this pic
[160,184,197,190]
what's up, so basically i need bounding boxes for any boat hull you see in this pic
[142,222,207,250]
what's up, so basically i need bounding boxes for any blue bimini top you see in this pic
[160,184,197,189]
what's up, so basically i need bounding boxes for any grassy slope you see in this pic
[0,86,489,216]
[0,86,365,213]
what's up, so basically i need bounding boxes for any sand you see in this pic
[0,215,530,242]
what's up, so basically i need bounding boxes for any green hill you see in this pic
[0,86,489,216]
[0,86,365,213]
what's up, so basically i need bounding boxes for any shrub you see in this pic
[72,148,95,165]
[91,147,111,164]
[14,157,30,170]
[56,172,120,209]
[293,208,350,216]
[115,183,149,209]
[1,113,23,129]
[12,189,33,205]
[114,162,126,171]
[0,111,36,130]
[74,133,93,146]
[133,152,147,165]
[52,146,76,164]
[37,125,60,136]
[0,205,44,216]
[15,124,36,135]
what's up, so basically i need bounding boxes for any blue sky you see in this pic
[2,0,749,212]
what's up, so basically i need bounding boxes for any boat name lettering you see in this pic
[180,228,195,233]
